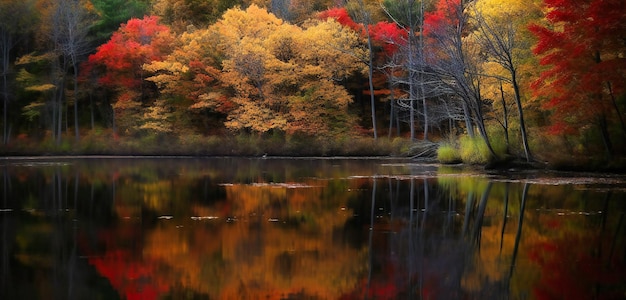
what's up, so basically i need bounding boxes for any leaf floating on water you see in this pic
[251,182,318,189]
[220,182,318,188]
[191,216,219,220]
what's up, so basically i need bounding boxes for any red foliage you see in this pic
[423,0,462,37]
[80,226,171,299]
[528,0,626,135]
[369,22,407,55]
[318,7,362,32]
[319,8,406,56]
[85,16,174,91]
[528,233,626,300]
[89,250,168,300]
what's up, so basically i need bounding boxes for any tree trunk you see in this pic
[462,101,474,138]
[388,84,395,138]
[2,71,7,145]
[598,114,613,160]
[365,30,377,140]
[89,93,94,130]
[57,87,63,146]
[511,71,531,162]
[606,81,626,138]
[477,117,499,160]
[73,63,79,141]
[499,81,510,151]
[419,0,428,141]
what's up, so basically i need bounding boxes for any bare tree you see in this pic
[382,0,421,141]
[53,0,94,142]
[472,7,532,161]
[351,0,379,139]
[425,0,498,159]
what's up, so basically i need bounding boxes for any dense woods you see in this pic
[0,0,624,168]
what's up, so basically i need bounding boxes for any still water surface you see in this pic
[1,157,625,299]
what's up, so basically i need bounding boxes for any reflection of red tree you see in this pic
[90,250,168,300]
[81,225,171,300]
[529,234,626,300]
[339,262,441,300]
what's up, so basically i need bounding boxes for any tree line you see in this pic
[1,0,624,166]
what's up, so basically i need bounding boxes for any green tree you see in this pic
[90,0,149,45]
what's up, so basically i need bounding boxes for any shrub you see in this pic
[437,143,460,163]
[459,135,491,164]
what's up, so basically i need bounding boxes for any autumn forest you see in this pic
[0,0,625,169]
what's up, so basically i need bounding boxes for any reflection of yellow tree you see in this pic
[136,179,368,299]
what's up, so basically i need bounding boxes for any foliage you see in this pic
[85,16,175,134]
[207,5,365,135]
[89,0,149,44]
[437,143,460,164]
[459,135,491,164]
[319,7,407,56]
[87,16,174,91]
[528,0,626,154]
[0,0,624,167]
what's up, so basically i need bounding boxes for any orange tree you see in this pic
[151,5,366,137]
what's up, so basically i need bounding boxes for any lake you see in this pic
[1,157,625,299]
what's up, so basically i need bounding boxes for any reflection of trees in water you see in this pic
[528,189,626,299]
[2,160,625,299]
[0,164,119,299]
[357,177,529,299]
[1,166,14,297]
[398,178,479,299]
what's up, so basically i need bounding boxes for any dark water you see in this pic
[1,157,625,300]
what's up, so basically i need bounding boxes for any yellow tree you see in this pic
[144,27,227,135]
[470,0,543,161]
[209,5,365,135]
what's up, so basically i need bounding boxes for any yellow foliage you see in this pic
[208,5,364,135]
[140,100,174,133]
[25,84,56,92]
[470,0,545,115]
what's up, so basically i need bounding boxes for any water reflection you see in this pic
[1,158,625,299]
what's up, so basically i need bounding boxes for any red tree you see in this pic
[318,7,406,56]
[423,0,462,37]
[318,8,361,32]
[85,16,174,98]
[528,0,626,153]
